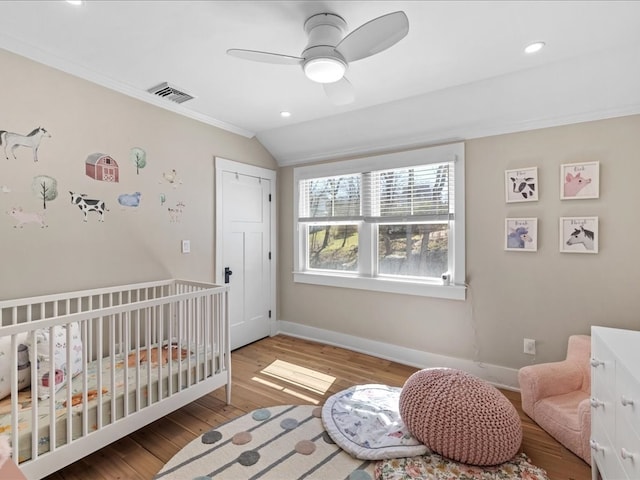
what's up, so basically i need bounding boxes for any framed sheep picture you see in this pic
[505,218,538,252]
[505,167,538,203]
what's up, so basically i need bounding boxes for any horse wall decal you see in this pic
[0,127,51,162]
[566,226,595,250]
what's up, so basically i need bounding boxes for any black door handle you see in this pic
[224,267,233,284]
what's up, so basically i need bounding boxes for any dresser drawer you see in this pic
[592,416,627,480]
[591,327,640,480]
[616,418,640,480]
[591,393,616,437]
[616,362,640,439]
[592,335,617,396]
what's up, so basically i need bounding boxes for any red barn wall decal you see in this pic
[86,153,119,182]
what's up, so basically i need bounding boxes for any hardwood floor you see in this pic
[43,335,591,480]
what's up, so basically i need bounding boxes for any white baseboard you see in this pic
[276,320,520,391]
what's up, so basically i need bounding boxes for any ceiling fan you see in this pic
[226,11,409,105]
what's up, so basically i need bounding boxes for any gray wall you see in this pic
[278,115,640,368]
[0,49,276,300]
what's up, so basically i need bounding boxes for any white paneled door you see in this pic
[215,158,275,351]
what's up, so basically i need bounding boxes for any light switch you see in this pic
[181,240,191,254]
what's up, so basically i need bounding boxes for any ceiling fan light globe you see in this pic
[303,57,346,83]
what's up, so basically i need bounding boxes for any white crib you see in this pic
[0,279,230,479]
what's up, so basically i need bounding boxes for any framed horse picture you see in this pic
[559,217,599,253]
[505,218,538,252]
[505,167,538,203]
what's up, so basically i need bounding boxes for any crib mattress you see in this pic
[0,347,214,463]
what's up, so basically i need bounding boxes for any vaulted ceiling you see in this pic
[0,1,639,165]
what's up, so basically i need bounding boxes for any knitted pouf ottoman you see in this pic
[399,368,522,466]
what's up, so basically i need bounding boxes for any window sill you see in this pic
[293,271,466,300]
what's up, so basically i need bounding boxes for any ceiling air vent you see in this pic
[147,82,195,104]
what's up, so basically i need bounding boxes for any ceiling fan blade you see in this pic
[323,77,355,105]
[227,49,303,65]
[335,11,409,63]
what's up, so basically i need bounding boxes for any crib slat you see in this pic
[10,335,20,465]
[65,323,73,448]
[97,315,103,430]
[110,316,117,425]
[145,305,152,408]
[135,307,141,414]
[123,310,130,418]
[177,299,183,393]
[117,291,123,355]
[29,331,38,462]
[168,300,174,396]
[185,294,190,387]
[47,325,57,453]
[81,321,89,438]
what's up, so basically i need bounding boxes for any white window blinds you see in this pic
[298,161,453,223]
[298,173,361,221]
[365,161,453,222]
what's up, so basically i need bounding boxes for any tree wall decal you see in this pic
[130,147,147,175]
[32,175,58,209]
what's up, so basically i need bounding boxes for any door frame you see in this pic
[214,157,277,337]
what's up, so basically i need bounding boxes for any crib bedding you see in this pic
[0,346,214,463]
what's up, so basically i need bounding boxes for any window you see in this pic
[293,143,465,300]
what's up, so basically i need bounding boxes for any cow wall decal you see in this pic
[69,191,109,222]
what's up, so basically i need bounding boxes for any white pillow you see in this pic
[0,332,31,401]
[28,322,83,399]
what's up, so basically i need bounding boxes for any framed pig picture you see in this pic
[560,162,599,200]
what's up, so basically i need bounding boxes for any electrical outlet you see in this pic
[523,338,536,355]
[181,240,191,254]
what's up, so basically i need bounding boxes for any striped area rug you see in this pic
[154,404,374,480]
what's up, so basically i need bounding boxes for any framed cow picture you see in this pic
[505,167,538,203]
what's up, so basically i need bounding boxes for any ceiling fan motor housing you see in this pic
[302,13,348,83]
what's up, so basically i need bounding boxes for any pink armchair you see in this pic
[517,335,591,464]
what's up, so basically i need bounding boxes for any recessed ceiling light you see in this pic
[524,42,545,54]
[280,111,291,118]
[66,0,83,5]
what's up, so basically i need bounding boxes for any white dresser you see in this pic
[590,326,640,480]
